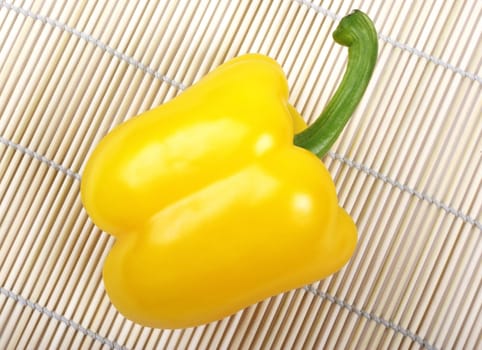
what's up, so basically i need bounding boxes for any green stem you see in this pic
[294,10,378,158]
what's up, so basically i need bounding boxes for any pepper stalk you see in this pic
[294,10,378,157]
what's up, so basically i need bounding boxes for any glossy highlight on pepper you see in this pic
[81,10,378,329]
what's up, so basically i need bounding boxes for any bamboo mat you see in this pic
[0,1,481,349]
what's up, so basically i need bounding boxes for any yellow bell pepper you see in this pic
[81,10,377,329]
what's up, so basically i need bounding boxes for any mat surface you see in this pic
[0,1,481,349]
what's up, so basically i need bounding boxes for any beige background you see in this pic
[0,1,481,349]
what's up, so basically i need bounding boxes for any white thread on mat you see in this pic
[0,283,438,350]
[1,1,480,86]
[292,0,343,21]
[0,136,81,181]
[328,151,482,231]
[304,286,437,350]
[0,286,128,350]
[1,136,480,232]
[376,33,482,84]
[0,1,186,91]
[293,0,482,84]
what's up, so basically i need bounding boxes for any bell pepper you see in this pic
[81,10,377,329]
